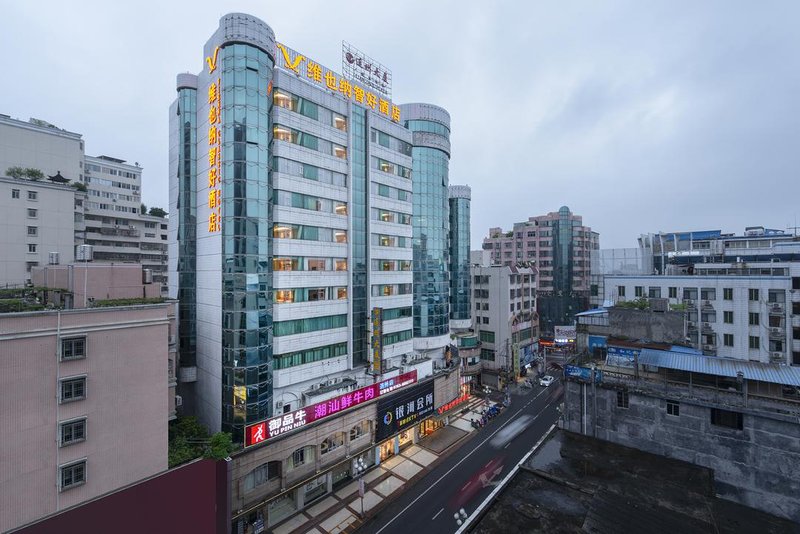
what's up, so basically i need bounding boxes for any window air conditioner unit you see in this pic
[276,401,284,411]
[175,395,183,407]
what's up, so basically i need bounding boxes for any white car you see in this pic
[539,375,555,387]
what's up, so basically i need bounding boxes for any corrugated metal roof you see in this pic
[638,349,800,387]
[575,308,608,317]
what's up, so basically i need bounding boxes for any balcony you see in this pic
[769,327,785,340]
[701,300,715,310]
[460,360,482,376]
[684,299,696,309]
[768,303,784,315]
[701,322,714,333]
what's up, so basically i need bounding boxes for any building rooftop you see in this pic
[472,430,800,534]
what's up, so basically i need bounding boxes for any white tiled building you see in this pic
[603,261,800,365]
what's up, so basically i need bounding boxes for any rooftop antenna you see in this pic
[788,214,799,237]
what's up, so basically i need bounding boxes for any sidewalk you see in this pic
[270,395,495,534]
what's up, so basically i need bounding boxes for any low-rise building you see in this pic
[0,301,177,532]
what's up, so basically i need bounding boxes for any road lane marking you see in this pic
[373,389,560,534]
[432,508,444,520]
[503,442,511,449]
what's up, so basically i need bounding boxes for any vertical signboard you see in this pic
[371,307,383,373]
[205,46,222,233]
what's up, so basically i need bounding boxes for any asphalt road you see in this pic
[359,379,564,534]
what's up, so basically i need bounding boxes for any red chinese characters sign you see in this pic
[245,370,417,447]
[436,393,470,415]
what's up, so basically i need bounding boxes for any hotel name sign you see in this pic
[276,42,400,123]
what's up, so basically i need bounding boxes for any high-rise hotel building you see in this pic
[170,13,469,443]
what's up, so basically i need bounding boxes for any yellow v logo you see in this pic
[277,43,304,73]
[206,46,220,74]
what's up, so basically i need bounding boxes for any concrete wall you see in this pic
[31,263,161,304]
[563,379,800,522]
[0,305,171,532]
[607,307,685,344]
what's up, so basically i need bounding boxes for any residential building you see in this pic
[0,115,168,292]
[0,176,79,285]
[563,350,800,523]
[401,103,452,364]
[602,259,800,365]
[483,206,599,334]
[0,301,177,532]
[471,264,537,389]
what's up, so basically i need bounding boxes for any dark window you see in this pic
[723,288,733,300]
[749,288,759,301]
[60,418,87,446]
[748,312,759,326]
[634,286,643,297]
[711,408,743,430]
[618,286,625,297]
[616,391,629,409]
[60,377,86,403]
[61,337,86,361]
[668,287,677,299]
[723,334,734,347]
[60,460,86,491]
[666,401,679,417]
[749,336,760,350]
[723,311,733,324]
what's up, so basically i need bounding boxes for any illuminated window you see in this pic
[381,261,394,271]
[379,235,394,247]
[333,145,347,159]
[334,259,347,271]
[307,259,326,271]
[379,210,394,223]
[273,257,298,271]
[383,285,393,296]
[275,290,295,304]
[273,90,294,110]
[273,225,294,239]
[399,260,411,271]
[337,287,347,300]
[334,230,347,243]
[334,202,348,215]
[333,114,347,132]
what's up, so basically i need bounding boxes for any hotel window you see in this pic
[334,201,348,215]
[723,311,733,324]
[59,460,86,491]
[723,288,733,300]
[307,288,326,301]
[61,337,86,361]
[334,230,347,243]
[332,144,347,159]
[60,418,87,447]
[749,335,760,349]
[337,288,347,300]
[334,259,347,271]
[11,189,20,199]
[27,208,38,218]
[749,288,759,301]
[273,257,299,271]
[27,226,38,236]
[666,401,680,417]
[711,408,743,430]
[275,290,295,304]
[307,259,326,271]
[724,334,734,347]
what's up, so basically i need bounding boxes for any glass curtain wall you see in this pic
[449,194,471,321]
[177,87,197,369]
[350,106,368,365]
[220,43,274,442]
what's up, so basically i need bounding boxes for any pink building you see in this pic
[31,263,161,307]
[0,303,177,532]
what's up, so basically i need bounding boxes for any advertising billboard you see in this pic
[375,381,435,442]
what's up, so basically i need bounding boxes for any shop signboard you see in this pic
[554,325,576,344]
[606,345,638,368]
[565,364,602,383]
[245,371,417,447]
[587,335,607,352]
[375,381,435,441]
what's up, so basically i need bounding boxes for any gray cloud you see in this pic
[2,0,797,248]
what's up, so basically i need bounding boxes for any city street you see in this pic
[359,380,564,534]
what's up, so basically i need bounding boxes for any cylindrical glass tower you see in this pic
[400,103,451,351]
[448,185,471,329]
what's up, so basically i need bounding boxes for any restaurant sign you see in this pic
[245,371,417,447]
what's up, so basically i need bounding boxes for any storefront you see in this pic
[418,418,444,438]
[375,381,435,462]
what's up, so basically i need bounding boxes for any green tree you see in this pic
[148,206,167,218]
[206,432,234,459]
[140,203,147,214]
[72,182,88,192]
[168,416,210,468]
[6,166,25,179]
[25,168,44,180]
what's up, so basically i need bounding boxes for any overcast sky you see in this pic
[2,1,798,248]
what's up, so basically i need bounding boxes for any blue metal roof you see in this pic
[638,349,800,387]
[575,308,608,317]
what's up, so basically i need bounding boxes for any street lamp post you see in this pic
[352,456,368,518]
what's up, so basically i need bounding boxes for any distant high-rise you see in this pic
[449,185,471,330]
[483,206,599,334]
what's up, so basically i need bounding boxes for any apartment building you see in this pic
[471,264,537,388]
[0,301,177,532]
[483,206,599,334]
